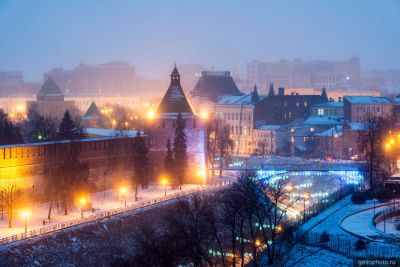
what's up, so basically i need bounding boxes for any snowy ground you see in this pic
[300,196,400,258]
[341,200,400,242]
[281,244,352,267]
[0,184,199,240]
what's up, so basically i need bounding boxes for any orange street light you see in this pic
[160,176,168,196]
[21,210,30,235]
[390,138,395,145]
[79,196,87,218]
[255,239,261,247]
[199,110,209,120]
[285,184,294,192]
[147,110,155,120]
[276,225,283,233]
[385,143,391,150]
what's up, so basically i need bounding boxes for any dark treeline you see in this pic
[0,109,23,145]
[111,173,298,267]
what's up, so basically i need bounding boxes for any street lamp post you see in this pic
[160,177,168,197]
[80,197,87,219]
[32,184,35,212]
[120,187,127,208]
[21,210,29,236]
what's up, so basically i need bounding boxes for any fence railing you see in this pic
[0,181,232,246]
[299,185,353,224]
[372,202,400,226]
[295,230,400,259]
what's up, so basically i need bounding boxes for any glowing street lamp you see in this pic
[21,210,30,235]
[160,177,168,197]
[120,186,127,207]
[285,184,294,192]
[276,225,283,233]
[197,168,206,185]
[199,110,209,120]
[79,197,87,219]
[147,110,155,120]
[255,239,261,247]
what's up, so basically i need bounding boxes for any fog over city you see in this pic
[1,1,400,266]
[0,0,399,81]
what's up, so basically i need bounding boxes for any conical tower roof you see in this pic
[84,102,102,117]
[321,87,328,102]
[37,77,64,101]
[38,77,63,96]
[268,82,275,97]
[157,66,194,114]
[251,85,260,103]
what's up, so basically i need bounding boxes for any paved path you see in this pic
[339,202,400,244]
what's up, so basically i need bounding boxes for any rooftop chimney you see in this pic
[278,87,285,96]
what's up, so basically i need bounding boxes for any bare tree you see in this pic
[358,112,394,190]
[0,178,20,228]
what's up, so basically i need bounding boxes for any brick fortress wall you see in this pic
[0,138,135,204]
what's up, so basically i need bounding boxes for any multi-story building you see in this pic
[254,87,328,125]
[191,70,242,104]
[44,62,137,96]
[215,87,261,155]
[247,57,360,89]
[310,100,344,117]
[343,96,394,122]
[253,125,285,155]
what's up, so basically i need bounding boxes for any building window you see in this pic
[317,108,324,116]
[304,102,308,107]
[296,102,300,107]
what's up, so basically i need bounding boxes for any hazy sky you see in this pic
[0,0,399,81]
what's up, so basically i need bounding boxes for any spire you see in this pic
[321,87,328,102]
[157,65,194,114]
[38,77,63,96]
[268,82,275,97]
[37,76,64,101]
[251,84,260,103]
[84,102,102,117]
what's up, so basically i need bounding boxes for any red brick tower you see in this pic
[148,65,207,184]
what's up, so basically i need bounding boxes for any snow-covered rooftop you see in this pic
[344,96,392,104]
[303,116,343,125]
[311,101,344,108]
[255,125,282,131]
[347,122,368,131]
[217,93,265,105]
[84,128,141,137]
[315,126,343,137]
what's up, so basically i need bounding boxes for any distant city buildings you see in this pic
[0,71,39,97]
[44,62,137,96]
[247,57,360,89]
